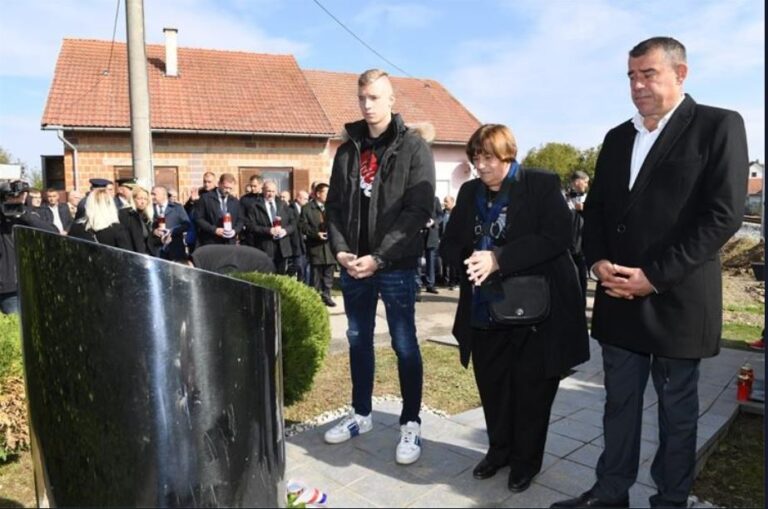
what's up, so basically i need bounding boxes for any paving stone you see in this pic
[431,425,489,458]
[449,407,485,426]
[640,423,659,444]
[568,408,604,427]
[401,443,475,483]
[328,487,379,508]
[629,481,657,508]
[431,466,520,507]
[566,443,603,468]
[344,461,436,508]
[406,486,479,508]
[549,418,603,443]
[500,482,572,508]
[544,432,585,458]
[536,459,598,497]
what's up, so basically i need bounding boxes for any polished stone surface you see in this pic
[16,227,284,507]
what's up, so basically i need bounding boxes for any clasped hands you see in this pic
[464,250,499,286]
[593,259,654,299]
[337,252,377,279]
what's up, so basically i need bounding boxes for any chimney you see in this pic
[163,27,178,77]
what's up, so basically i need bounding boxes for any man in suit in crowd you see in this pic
[242,180,294,273]
[438,195,458,289]
[66,189,82,219]
[239,175,263,215]
[195,173,242,247]
[184,171,217,216]
[300,183,335,306]
[565,170,590,301]
[552,37,749,509]
[40,188,72,234]
[150,185,191,260]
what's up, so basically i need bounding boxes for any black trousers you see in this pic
[594,343,700,507]
[312,263,334,298]
[471,329,559,477]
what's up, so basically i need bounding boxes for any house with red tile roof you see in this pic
[41,34,480,201]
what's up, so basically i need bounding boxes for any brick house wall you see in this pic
[61,131,332,198]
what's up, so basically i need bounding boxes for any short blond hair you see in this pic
[358,69,390,87]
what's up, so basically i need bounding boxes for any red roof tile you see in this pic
[303,70,480,143]
[42,39,334,135]
[748,178,763,195]
[42,39,480,143]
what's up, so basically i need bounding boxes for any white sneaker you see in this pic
[324,412,373,444]
[395,421,422,464]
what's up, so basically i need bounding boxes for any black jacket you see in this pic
[1,208,58,293]
[326,113,436,269]
[583,95,749,358]
[118,207,152,254]
[68,221,132,250]
[38,203,73,233]
[241,197,295,258]
[300,200,334,265]
[440,169,590,377]
[195,190,242,247]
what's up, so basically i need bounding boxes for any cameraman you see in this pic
[1,180,58,314]
[565,170,590,301]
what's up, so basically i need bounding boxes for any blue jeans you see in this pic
[340,268,422,425]
[0,292,19,314]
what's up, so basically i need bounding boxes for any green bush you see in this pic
[233,272,331,406]
[0,314,22,382]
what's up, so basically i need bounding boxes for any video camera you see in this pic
[0,180,30,218]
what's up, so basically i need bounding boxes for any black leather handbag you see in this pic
[487,274,551,325]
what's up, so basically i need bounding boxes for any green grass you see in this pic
[693,412,765,508]
[724,303,765,315]
[721,322,763,350]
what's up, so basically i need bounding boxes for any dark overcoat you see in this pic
[440,168,590,378]
[583,94,749,359]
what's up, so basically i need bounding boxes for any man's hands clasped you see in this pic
[593,259,654,299]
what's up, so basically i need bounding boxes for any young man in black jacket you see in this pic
[324,69,436,465]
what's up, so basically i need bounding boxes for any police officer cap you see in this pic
[116,177,138,188]
[89,178,113,188]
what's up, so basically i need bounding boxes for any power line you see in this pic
[104,0,122,75]
[310,0,413,78]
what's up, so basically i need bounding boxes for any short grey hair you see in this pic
[629,37,686,65]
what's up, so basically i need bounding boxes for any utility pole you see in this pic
[125,0,154,186]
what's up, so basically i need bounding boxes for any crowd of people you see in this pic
[0,35,752,509]
[15,170,464,308]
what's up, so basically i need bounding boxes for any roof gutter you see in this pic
[42,125,333,138]
[56,129,79,191]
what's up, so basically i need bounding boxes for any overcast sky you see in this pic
[0,0,764,172]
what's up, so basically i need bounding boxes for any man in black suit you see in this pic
[41,188,72,234]
[150,185,190,260]
[195,173,242,247]
[552,37,749,509]
[241,180,294,273]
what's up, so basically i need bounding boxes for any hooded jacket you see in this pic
[326,113,436,269]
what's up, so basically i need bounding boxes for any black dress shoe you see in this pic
[322,296,337,307]
[550,490,629,508]
[472,458,503,480]
[425,287,439,294]
[507,472,533,493]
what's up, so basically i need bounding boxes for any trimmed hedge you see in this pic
[233,272,331,406]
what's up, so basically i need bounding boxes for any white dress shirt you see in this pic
[628,95,685,189]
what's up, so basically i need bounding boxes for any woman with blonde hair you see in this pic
[440,124,589,492]
[68,188,131,249]
[118,185,154,254]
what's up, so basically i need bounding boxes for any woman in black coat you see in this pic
[118,185,154,254]
[68,188,132,250]
[440,124,589,493]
